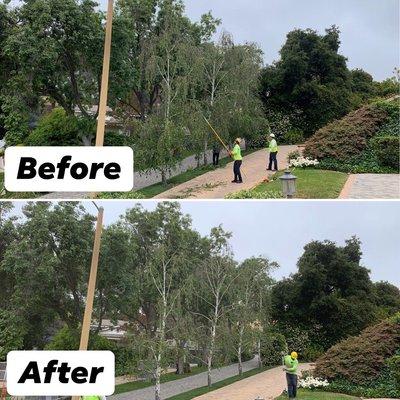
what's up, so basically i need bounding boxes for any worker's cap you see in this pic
[270,134,276,138]
[235,138,242,144]
[291,352,298,359]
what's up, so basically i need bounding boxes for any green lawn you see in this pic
[166,367,272,400]
[275,389,359,399]
[253,169,348,199]
[114,366,207,395]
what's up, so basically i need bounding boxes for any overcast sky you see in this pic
[8,0,399,80]
[10,200,400,287]
[95,0,399,81]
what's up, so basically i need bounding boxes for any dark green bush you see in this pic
[370,136,399,170]
[25,108,95,146]
[247,134,270,149]
[282,129,305,145]
[46,327,139,376]
[387,354,400,388]
[261,331,287,366]
[302,344,325,362]
[316,151,396,174]
[104,131,126,147]
[325,368,400,398]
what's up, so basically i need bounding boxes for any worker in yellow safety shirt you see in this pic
[229,138,243,183]
[267,133,279,171]
[283,351,299,399]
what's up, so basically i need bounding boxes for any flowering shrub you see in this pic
[299,376,329,389]
[289,156,319,168]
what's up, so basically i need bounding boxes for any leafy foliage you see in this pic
[305,99,399,173]
[304,102,392,160]
[370,135,399,169]
[271,237,400,350]
[315,313,400,385]
[260,26,378,137]
[46,327,139,376]
[25,108,95,146]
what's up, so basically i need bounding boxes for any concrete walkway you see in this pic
[155,146,297,199]
[193,363,313,400]
[111,358,260,400]
[340,174,400,199]
[39,149,231,200]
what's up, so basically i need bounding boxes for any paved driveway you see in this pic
[155,146,298,199]
[340,174,400,199]
[194,363,313,400]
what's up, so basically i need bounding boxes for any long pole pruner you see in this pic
[203,116,231,155]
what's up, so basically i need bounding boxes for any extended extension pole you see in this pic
[203,116,231,154]
[72,205,104,400]
[204,116,247,179]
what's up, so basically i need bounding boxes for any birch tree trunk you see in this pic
[257,338,262,369]
[237,325,244,376]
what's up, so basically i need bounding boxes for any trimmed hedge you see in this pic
[304,100,399,161]
[315,313,400,385]
[304,103,389,160]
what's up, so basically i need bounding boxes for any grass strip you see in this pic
[166,366,272,400]
[114,366,207,395]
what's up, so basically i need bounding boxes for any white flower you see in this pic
[298,376,329,389]
[288,156,320,168]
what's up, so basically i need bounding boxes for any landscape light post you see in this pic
[279,170,297,199]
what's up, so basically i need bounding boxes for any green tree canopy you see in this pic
[260,26,378,137]
[271,237,394,349]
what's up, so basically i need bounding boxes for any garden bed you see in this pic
[274,389,359,399]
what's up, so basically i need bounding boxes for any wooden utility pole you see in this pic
[72,205,104,400]
[96,0,114,147]
[79,205,104,350]
[91,0,114,199]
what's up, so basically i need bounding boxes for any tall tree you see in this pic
[0,202,95,348]
[260,26,359,137]
[229,257,277,375]
[191,227,239,387]
[271,237,381,349]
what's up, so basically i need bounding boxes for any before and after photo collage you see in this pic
[0,1,399,400]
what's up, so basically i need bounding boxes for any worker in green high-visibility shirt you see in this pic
[229,138,243,183]
[267,133,279,171]
[283,351,299,399]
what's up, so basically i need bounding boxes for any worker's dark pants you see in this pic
[233,160,243,182]
[286,373,298,399]
[213,152,220,166]
[268,152,278,171]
